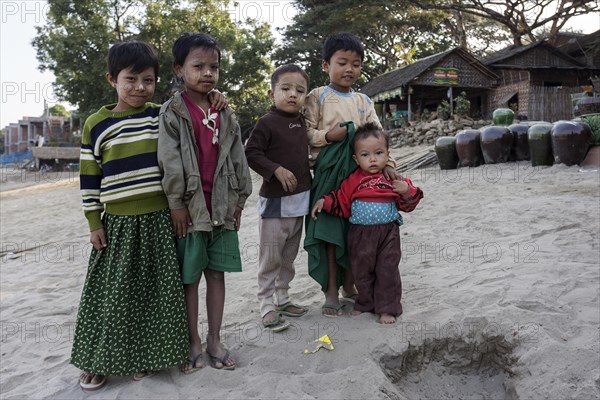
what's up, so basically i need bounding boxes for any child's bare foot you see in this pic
[379,313,396,324]
[351,309,363,316]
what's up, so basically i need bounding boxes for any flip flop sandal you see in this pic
[321,303,344,317]
[341,293,359,304]
[207,349,236,371]
[133,370,158,381]
[276,302,308,317]
[263,312,290,332]
[79,372,107,391]
[180,353,204,375]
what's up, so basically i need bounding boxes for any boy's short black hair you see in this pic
[107,41,159,79]
[322,32,365,63]
[172,32,221,66]
[353,122,389,149]
[270,64,309,89]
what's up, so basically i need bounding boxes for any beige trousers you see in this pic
[257,216,303,317]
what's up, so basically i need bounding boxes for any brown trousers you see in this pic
[347,223,403,317]
[257,216,303,317]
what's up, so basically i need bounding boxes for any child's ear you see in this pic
[105,73,117,88]
[352,154,358,164]
[267,88,274,101]
[322,60,330,73]
[173,65,183,81]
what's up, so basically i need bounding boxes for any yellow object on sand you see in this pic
[303,335,334,354]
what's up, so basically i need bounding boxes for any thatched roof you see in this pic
[557,30,600,68]
[360,47,497,99]
[479,40,588,69]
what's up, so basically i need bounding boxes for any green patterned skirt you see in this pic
[71,208,189,376]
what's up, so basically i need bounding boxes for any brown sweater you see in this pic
[245,107,312,198]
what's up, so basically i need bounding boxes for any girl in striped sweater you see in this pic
[72,41,225,390]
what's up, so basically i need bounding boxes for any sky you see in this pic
[1,1,599,129]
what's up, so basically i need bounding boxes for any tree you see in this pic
[33,0,274,128]
[274,0,453,88]
[408,0,599,46]
[48,104,70,117]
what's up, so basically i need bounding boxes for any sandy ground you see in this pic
[0,148,599,399]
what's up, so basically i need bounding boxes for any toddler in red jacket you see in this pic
[311,122,423,323]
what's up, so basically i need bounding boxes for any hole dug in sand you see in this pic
[381,335,519,399]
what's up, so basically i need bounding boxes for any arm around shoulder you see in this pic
[157,102,186,209]
[230,114,252,209]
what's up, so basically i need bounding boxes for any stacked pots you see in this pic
[455,129,484,167]
[434,136,459,169]
[551,121,592,166]
[480,126,513,164]
[508,124,530,161]
[528,123,554,166]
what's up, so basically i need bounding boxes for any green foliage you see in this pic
[48,104,70,117]
[33,0,274,129]
[454,91,470,117]
[274,0,453,89]
[581,114,600,145]
[0,130,5,154]
[437,100,450,120]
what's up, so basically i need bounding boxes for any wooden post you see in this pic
[449,86,454,115]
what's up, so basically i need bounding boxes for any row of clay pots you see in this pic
[435,121,592,169]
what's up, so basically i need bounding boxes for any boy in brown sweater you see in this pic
[245,64,312,332]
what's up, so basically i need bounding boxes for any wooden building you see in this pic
[360,47,498,124]
[361,31,600,123]
[480,38,599,121]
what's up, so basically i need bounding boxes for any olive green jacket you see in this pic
[158,91,252,232]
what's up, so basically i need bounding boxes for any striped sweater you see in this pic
[80,103,168,231]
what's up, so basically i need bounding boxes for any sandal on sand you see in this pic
[133,370,157,381]
[263,312,290,332]
[180,353,204,375]
[321,303,344,317]
[341,292,358,304]
[276,302,308,317]
[79,371,107,391]
[207,349,236,371]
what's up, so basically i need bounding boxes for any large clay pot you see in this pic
[435,136,459,169]
[528,123,554,166]
[492,108,514,126]
[551,121,592,166]
[455,129,484,167]
[508,124,530,161]
[480,126,513,164]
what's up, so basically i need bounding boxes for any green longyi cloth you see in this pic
[304,121,357,292]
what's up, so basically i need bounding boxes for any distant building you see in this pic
[2,115,71,155]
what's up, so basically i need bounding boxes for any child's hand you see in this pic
[325,124,347,142]
[274,166,297,192]
[311,199,325,220]
[170,207,192,238]
[90,228,107,250]
[393,179,409,195]
[383,165,401,181]
[208,89,228,110]
[234,206,243,231]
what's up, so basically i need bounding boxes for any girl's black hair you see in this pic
[107,41,159,79]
